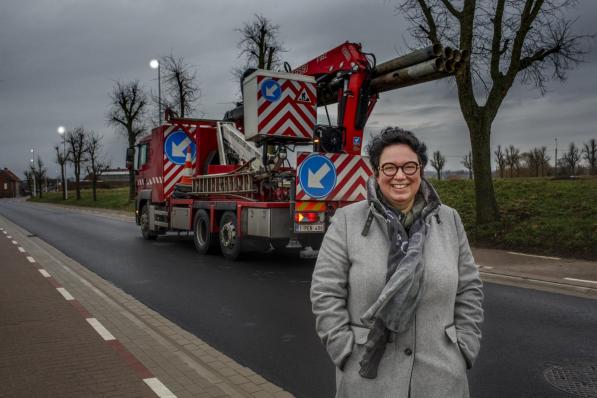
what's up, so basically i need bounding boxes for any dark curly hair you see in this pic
[366,127,428,176]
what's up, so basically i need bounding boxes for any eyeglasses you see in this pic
[379,161,420,177]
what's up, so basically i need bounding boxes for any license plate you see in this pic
[295,223,324,233]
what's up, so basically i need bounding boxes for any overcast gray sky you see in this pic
[1,0,596,178]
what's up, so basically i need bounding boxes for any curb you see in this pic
[480,270,597,300]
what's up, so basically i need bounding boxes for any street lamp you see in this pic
[149,59,162,125]
[30,148,36,197]
[58,126,68,200]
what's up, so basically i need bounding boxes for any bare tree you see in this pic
[562,142,580,175]
[160,54,200,118]
[237,14,285,71]
[85,131,111,202]
[66,127,88,200]
[430,150,446,179]
[535,146,550,176]
[30,156,47,198]
[54,145,69,200]
[522,149,540,177]
[462,151,473,179]
[399,0,592,223]
[505,145,521,177]
[582,138,597,174]
[494,145,507,178]
[108,80,147,200]
[23,170,34,195]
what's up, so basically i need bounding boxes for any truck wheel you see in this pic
[140,205,157,240]
[193,209,215,254]
[219,211,242,261]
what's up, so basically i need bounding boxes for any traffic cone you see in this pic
[179,148,193,185]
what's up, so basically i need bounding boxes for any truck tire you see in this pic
[219,211,242,261]
[193,209,216,254]
[140,205,157,240]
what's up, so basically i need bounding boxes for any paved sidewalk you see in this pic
[0,215,294,398]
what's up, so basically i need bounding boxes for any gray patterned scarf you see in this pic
[358,176,441,379]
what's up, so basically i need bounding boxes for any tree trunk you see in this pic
[469,120,500,224]
[75,164,81,200]
[92,178,97,201]
[436,169,441,180]
[61,165,66,200]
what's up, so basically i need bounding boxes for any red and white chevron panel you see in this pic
[163,124,197,198]
[295,152,373,202]
[257,76,316,139]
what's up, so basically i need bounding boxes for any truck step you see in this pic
[154,210,169,216]
[154,221,169,227]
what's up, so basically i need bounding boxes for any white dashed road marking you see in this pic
[507,251,561,260]
[56,287,75,301]
[26,256,36,263]
[7,235,12,239]
[12,240,18,245]
[86,318,116,341]
[564,277,597,285]
[143,378,177,398]
[18,247,25,253]
[38,269,51,278]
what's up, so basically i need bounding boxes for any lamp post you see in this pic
[150,59,162,125]
[30,148,36,197]
[58,126,68,200]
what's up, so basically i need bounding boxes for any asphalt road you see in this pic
[1,199,596,398]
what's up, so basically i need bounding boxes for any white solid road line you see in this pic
[18,247,25,253]
[86,318,116,341]
[564,277,597,285]
[39,269,51,278]
[143,378,177,398]
[26,256,36,263]
[507,251,561,260]
[56,287,75,301]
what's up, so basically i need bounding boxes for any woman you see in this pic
[310,127,484,398]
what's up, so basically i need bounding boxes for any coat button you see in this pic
[404,348,413,356]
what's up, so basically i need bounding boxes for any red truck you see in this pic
[128,42,461,260]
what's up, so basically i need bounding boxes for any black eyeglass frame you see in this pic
[379,161,421,177]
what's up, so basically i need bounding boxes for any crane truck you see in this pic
[127,41,465,260]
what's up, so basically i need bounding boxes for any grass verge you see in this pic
[433,177,597,260]
[29,187,134,213]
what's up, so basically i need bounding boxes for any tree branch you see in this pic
[439,0,461,19]
[416,0,440,44]
[490,0,506,81]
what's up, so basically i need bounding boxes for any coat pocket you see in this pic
[445,323,458,344]
[352,326,370,345]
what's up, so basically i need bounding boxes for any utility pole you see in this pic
[554,138,558,176]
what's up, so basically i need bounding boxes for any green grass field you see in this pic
[433,177,597,259]
[29,178,597,259]
[29,187,135,212]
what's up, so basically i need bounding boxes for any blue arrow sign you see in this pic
[298,154,337,199]
[164,130,196,165]
[261,79,281,102]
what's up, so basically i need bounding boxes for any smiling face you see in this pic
[376,143,421,212]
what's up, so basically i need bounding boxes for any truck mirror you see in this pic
[126,147,135,170]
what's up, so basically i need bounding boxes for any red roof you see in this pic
[0,168,22,182]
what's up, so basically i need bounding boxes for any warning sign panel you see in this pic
[296,88,311,103]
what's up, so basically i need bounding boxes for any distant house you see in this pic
[0,168,22,198]
[84,168,129,183]
[83,168,129,188]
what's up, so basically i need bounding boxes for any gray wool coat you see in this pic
[310,201,484,398]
